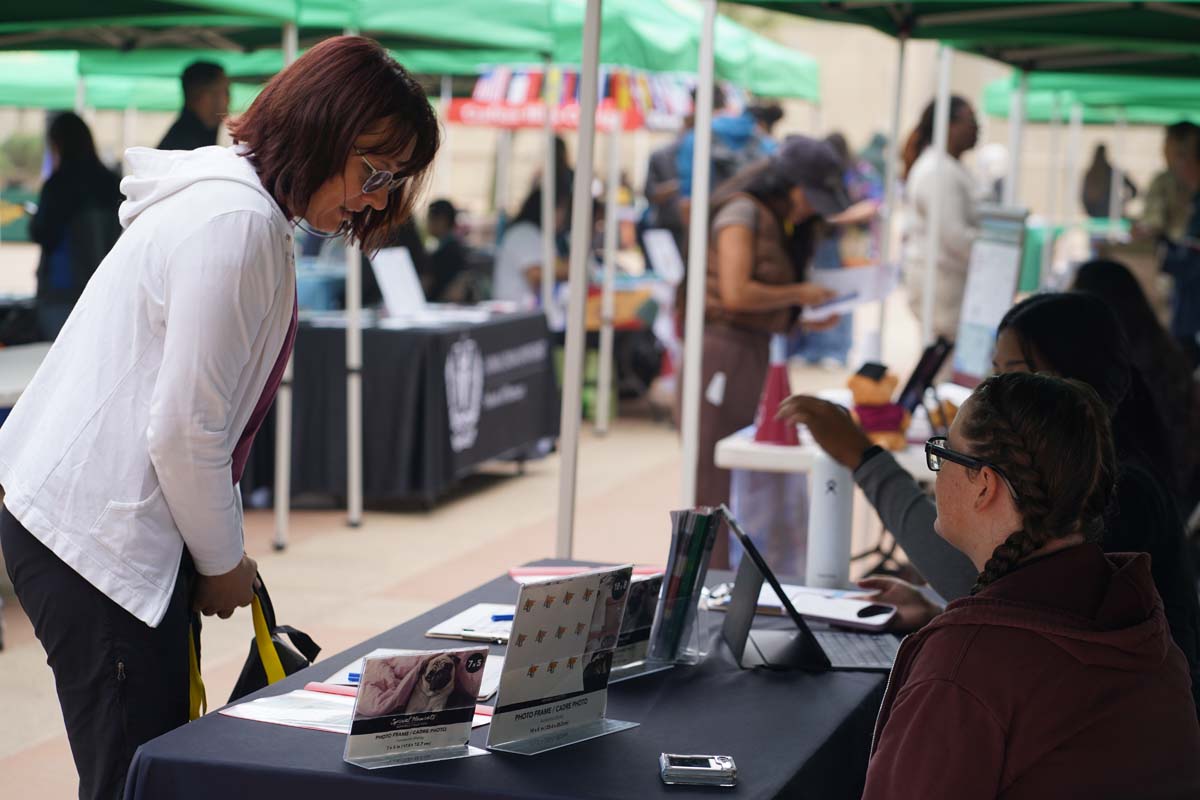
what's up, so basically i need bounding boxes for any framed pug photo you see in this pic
[343,647,490,769]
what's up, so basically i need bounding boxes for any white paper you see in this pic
[709,582,855,613]
[802,263,898,321]
[327,647,505,701]
[220,690,356,734]
[370,246,427,316]
[642,228,685,285]
[705,372,726,406]
[425,603,515,644]
[377,308,493,328]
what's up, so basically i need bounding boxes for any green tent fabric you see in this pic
[550,0,818,99]
[732,2,1200,77]
[983,72,1200,126]
[0,51,260,111]
[58,2,818,100]
[0,0,556,54]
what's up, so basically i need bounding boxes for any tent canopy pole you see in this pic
[679,0,718,508]
[554,0,604,559]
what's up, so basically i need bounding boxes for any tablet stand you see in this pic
[720,548,828,671]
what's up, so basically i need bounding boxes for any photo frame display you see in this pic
[344,646,490,769]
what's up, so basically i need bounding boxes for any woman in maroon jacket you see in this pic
[862,373,1200,800]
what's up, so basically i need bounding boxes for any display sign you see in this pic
[487,565,638,755]
[344,647,490,769]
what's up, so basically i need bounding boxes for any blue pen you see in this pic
[491,613,514,622]
[347,672,360,683]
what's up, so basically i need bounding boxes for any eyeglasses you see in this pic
[356,149,406,195]
[925,436,1019,500]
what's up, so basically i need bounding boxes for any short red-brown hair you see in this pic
[229,36,440,252]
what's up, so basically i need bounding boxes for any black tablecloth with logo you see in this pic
[243,311,559,507]
[124,563,886,800]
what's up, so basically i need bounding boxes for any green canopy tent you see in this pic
[983,71,1200,126]
[0,0,556,54]
[0,51,262,112]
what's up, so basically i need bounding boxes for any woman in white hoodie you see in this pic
[0,37,439,798]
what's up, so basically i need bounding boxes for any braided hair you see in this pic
[961,373,1118,594]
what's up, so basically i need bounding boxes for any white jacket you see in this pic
[900,149,981,341]
[0,146,295,627]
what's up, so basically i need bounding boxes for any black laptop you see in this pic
[719,508,900,672]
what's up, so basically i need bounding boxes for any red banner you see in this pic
[447,98,645,132]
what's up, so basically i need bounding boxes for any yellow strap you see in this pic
[252,595,286,685]
[188,627,207,720]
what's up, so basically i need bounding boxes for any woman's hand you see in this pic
[854,576,943,633]
[193,553,258,619]
[776,395,873,469]
[791,282,837,307]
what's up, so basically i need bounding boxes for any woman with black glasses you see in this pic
[0,37,439,798]
[861,373,1200,799]
[778,292,1200,715]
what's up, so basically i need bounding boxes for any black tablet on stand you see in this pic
[719,508,899,672]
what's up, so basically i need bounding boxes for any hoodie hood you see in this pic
[712,110,758,151]
[119,145,284,230]
[932,548,1170,672]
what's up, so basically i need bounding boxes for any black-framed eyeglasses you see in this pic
[925,436,1019,499]
[356,149,406,195]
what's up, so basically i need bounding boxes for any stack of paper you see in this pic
[801,263,898,322]
[219,689,356,734]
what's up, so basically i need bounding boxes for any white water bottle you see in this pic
[805,450,854,589]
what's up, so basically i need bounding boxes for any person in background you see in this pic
[748,102,784,154]
[794,132,882,368]
[158,61,230,151]
[28,112,122,340]
[676,86,772,205]
[642,119,690,255]
[423,199,470,303]
[1161,129,1200,367]
[1137,122,1200,241]
[690,135,846,567]
[900,96,980,341]
[1081,143,1138,220]
[859,132,888,183]
[859,373,1200,800]
[1073,258,1199,513]
[0,37,440,798]
[492,187,569,310]
[779,292,1200,714]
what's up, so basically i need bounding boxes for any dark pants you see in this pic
[690,324,771,569]
[0,505,194,800]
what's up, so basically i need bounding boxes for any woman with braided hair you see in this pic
[778,292,1200,713]
[861,373,1200,800]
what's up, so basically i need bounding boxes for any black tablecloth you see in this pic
[125,563,885,800]
[244,312,560,506]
